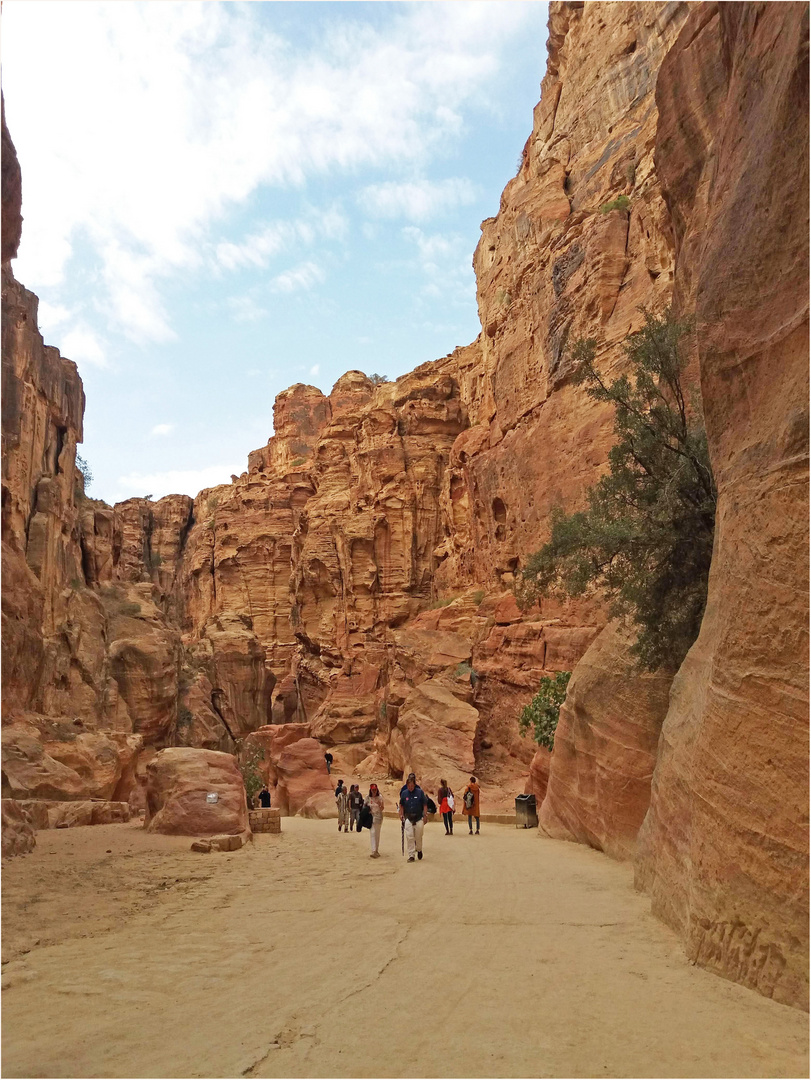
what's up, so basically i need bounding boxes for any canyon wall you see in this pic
[635,1,809,1009]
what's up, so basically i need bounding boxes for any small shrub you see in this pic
[76,454,93,491]
[455,661,473,678]
[369,373,388,385]
[117,601,142,618]
[239,745,266,804]
[147,551,163,570]
[206,494,220,514]
[69,578,83,591]
[177,706,193,730]
[379,700,388,719]
[599,195,631,214]
[518,671,571,750]
[472,589,485,605]
[429,597,455,610]
[291,458,306,467]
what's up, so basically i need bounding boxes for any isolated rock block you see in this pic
[145,748,249,837]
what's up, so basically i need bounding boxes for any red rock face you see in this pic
[145,747,250,836]
[635,2,809,1008]
[539,621,673,860]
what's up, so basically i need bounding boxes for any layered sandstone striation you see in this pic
[539,621,673,860]
[635,2,810,1008]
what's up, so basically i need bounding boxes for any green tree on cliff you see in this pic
[516,309,716,671]
[518,671,571,750]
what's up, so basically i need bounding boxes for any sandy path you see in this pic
[2,817,807,1079]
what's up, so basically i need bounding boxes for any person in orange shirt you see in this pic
[462,776,481,834]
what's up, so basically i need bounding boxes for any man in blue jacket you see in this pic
[399,772,428,862]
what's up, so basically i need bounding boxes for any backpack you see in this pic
[359,805,374,831]
[464,789,475,810]
[425,795,437,815]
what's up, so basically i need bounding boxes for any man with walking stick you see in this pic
[399,772,428,863]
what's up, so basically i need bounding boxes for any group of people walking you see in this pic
[333,774,482,861]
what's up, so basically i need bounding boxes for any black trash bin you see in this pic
[515,793,538,829]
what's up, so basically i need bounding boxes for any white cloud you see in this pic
[60,325,108,368]
[360,178,477,222]
[309,364,320,377]
[37,299,72,335]
[226,294,269,323]
[213,206,346,274]
[401,227,474,306]
[270,262,325,294]
[150,423,174,437]
[3,0,540,343]
[115,464,234,501]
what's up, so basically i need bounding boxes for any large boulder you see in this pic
[539,621,673,860]
[1,799,35,857]
[145,748,249,836]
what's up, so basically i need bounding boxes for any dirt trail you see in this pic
[2,817,807,1078]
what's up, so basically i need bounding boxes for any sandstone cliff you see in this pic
[635,1,810,1009]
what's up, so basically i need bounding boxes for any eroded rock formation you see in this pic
[635,1,810,1008]
[539,621,673,860]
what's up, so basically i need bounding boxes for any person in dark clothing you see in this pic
[258,786,272,809]
[348,785,364,832]
[399,772,428,862]
[325,751,333,774]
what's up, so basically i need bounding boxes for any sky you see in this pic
[3,0,550,503]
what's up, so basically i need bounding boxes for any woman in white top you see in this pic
[365,783,385,858]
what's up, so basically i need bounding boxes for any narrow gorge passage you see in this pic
[2,819,807,1080]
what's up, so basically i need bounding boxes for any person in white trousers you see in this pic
[399,772,428,862]
[365,783,385,857]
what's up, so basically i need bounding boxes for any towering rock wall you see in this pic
[437,0,690,785]
[636,1,809,1009]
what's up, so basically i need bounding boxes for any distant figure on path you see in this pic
[365,783,385,857]
[463,776,481,834]
[335,781,349,832]
[437,778,454,835]
[349,785,364,831]
[324,751,333,774]
[258,786,271,808]
[399,772,428,862]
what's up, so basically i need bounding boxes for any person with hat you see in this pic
[399,772,428,862]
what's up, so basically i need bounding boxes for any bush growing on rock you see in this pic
[599,194,631,213]
[518,671,571,750]
[516,310,716,671]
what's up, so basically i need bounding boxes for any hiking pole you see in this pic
[401,817,405,857]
